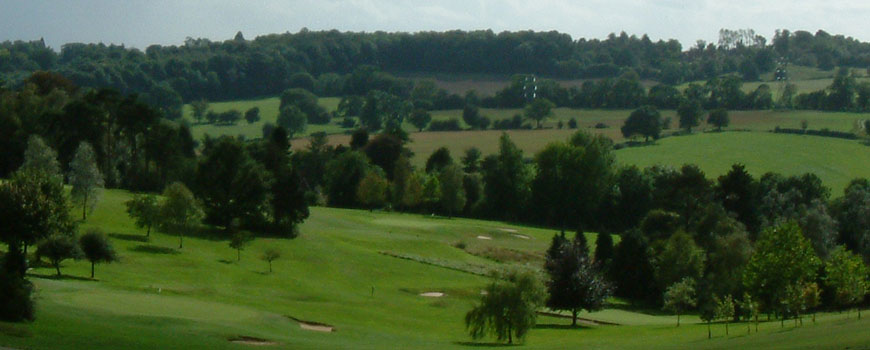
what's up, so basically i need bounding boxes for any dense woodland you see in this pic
[4,28,870,115]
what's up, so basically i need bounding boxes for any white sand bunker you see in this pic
[229,336,278,346]
[420,292,445,297]
[498,228,518,233]
[512,234,530,239]
[288,316,336,332]
[477,235,492,240]
[300,323,334,332]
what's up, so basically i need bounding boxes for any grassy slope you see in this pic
[616,131,870,194]
[2,189,869,349]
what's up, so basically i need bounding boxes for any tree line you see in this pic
[4,28,870,110]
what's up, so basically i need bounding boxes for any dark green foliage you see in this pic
[277,105,307,137]
[654,231,706,290]
[462,104,482,129]
[409,109,431,132]
[261,248,281,273]
[79,229,117,278]
[425,147,453,174]
[621,105,662,141]
[125,194,160,237]
[269,166,309,237]
[280,88,329,125]
[324,151,371,207]
[545,232,613,326]
[465,270,545,344]
[831,179,870,258]
[461,147,482,173]
[524,98,555,128]
[481,134,530,221]
[594,232,614,269]
[195,137,269,230]
[364,134,405,180]
[36,234,82,277]
[0,170,74,276]
[677,99,703,132]
[244,107,261,124]
[229,231,254,261]
[0,273,34,322]
[438,164,466,217]
[428,118,462,131]
[349,128,369,150]
[531,130,614,231]
[611,230,657,302]
[601,166,654,233]
[716,164,761,233]
[159,182,203,249]
[707,109,730,130]
[190,99,209,123]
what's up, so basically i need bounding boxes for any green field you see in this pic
[3,188,869,349]
[616,131,870,195]
[183,97,343,141]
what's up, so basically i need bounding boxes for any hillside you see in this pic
[3,189,869,349]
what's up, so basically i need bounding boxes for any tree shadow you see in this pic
[454,341,518,347]
[217,259,234,264]
[129,245,179,255]
[26,273,95,282]
[534,323,592,330]
[607,302,670,316]
[108,233,149,242]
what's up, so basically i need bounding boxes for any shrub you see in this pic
[428,119,462,131]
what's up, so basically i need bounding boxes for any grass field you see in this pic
[2,189,869,349]
[183,97,343,141]
[616,131,870,195]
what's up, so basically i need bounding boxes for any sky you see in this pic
[3,1,870,51]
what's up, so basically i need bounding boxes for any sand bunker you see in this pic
[420,292,445,297]
[498,228,519,233]
[476,235,492,240]
[228,336,277,346]
[288,316,336,332]
[512,234,530,239]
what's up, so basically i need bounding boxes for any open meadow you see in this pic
[2,189,869,350]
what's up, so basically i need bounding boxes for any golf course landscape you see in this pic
[2,189,869,350]
[5,8,870,349]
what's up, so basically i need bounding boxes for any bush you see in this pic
[428,119,462,131]
[0,275,34,322]
[340,117,356,129]
[568,118,578,129]
[772,127,857,140]
[594,123,608,129]
[492,115,524,130]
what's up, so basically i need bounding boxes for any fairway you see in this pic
[616,131,870,194]
[2,189,869,350]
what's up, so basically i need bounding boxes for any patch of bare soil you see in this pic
[420,292,445,297]
[476,235,492,240]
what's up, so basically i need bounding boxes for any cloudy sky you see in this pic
[2,1,870,50]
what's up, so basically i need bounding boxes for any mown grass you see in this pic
[615,131,870,195]
[2,189,869,349]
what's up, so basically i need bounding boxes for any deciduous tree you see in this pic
[79,229,117,278]
[125,194,160,237]
[465,270,545,344]
[69,142,104,220]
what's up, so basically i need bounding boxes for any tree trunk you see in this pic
[707,321,711,339]
[269,261,272,273]
[82,192,88,220]
[677,313,680,327]
[508,323,512,344]
[755,315,758,333]
[55,263,61,277]
[179,233,184,249]
[147,224,151,237]
[237,249,241,262]
[91,262,95,279]
[572,309,578,327]
[725,321,728,335]
[859,308,862,320]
